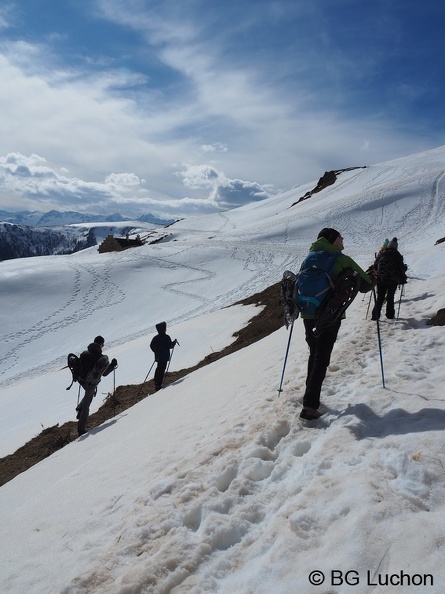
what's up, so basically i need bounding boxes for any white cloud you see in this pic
[0,153,151,213]
[177,163,270,209]
[0,4,15,30]
[0,152,269,217]
[200,143,228,154]
[0,2,441,219]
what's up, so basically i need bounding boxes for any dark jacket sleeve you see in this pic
[397,252,408,283]
[102,358,117,377]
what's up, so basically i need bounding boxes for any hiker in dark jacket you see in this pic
[371,237,407,320]
[150,322,178,390]
[76,335,117,436]
[300,228,376,421]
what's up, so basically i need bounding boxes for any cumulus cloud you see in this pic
[0,153,151,214]
[0,153,270,217]
[176,163,270,209]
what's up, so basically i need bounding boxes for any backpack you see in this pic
[295,251,340,316]
[82,355,110,386]
[66,352,109,390]
[312,268,360,337]
[66,353,81,390]
[377,250,397,282]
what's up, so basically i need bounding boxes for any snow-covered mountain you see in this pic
[0,209,175,227]
[1,146,445,593]
[0,209,176,260]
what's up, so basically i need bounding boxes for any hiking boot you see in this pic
[300,407,322,420]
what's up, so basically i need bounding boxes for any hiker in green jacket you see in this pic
[300,228,376,421]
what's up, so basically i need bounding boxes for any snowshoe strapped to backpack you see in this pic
[312,268,360,337]
[82,355,110,386]
[281,270,299,328]
[66,353,81,390]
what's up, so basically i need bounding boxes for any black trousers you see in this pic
[154,360,168,389]
[77,384,97,435]
[302,318,341,410]
[372,281,398,319]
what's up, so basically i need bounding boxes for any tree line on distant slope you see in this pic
[0,224,96,261]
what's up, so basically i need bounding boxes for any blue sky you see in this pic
[0,0,444,218]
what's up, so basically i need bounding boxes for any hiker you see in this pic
[299,228,376,420]
[150,322,178,391]
[379,238,389,252]
[371,237,407,320]
[76,336,117,436]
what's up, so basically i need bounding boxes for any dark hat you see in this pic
[317,228,341,245]
[156,322,167,333]
[387,237,398,250]
[94,335,105,345]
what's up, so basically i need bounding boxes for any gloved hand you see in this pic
[366,265,377,279]
[111,358,118,368]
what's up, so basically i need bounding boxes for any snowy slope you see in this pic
[1,146,445,593]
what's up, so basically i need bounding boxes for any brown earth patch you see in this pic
[0,280,284,487]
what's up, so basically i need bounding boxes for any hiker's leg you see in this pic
[385,283,398,318]
[77,385,96,435]
[302,319,341,410]
[154,361,167,390]
[372,283,386,319]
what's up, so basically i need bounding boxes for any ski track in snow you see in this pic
[0,260,127,385]
[0,238,296,388]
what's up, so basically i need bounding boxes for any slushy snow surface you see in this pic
[1,147,445,593]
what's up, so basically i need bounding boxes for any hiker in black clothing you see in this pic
[371,237,407,320]
[76,336,117,436]
[150,322,178,390]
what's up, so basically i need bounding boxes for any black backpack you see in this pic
[66,352,110,390]
[377,250,397,282]
[66,353,81,390]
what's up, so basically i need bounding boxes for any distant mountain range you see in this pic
[0,209,176,261]
[0,209,175,227]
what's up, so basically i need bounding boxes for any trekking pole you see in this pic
[396,284,404,320]
[372,288,386,388]
[166,343,178,375]
[113,368,116,417]
[278,320,294,395]
[365,292,372,319]
[143,360,156,383]
[137,360,156,397]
